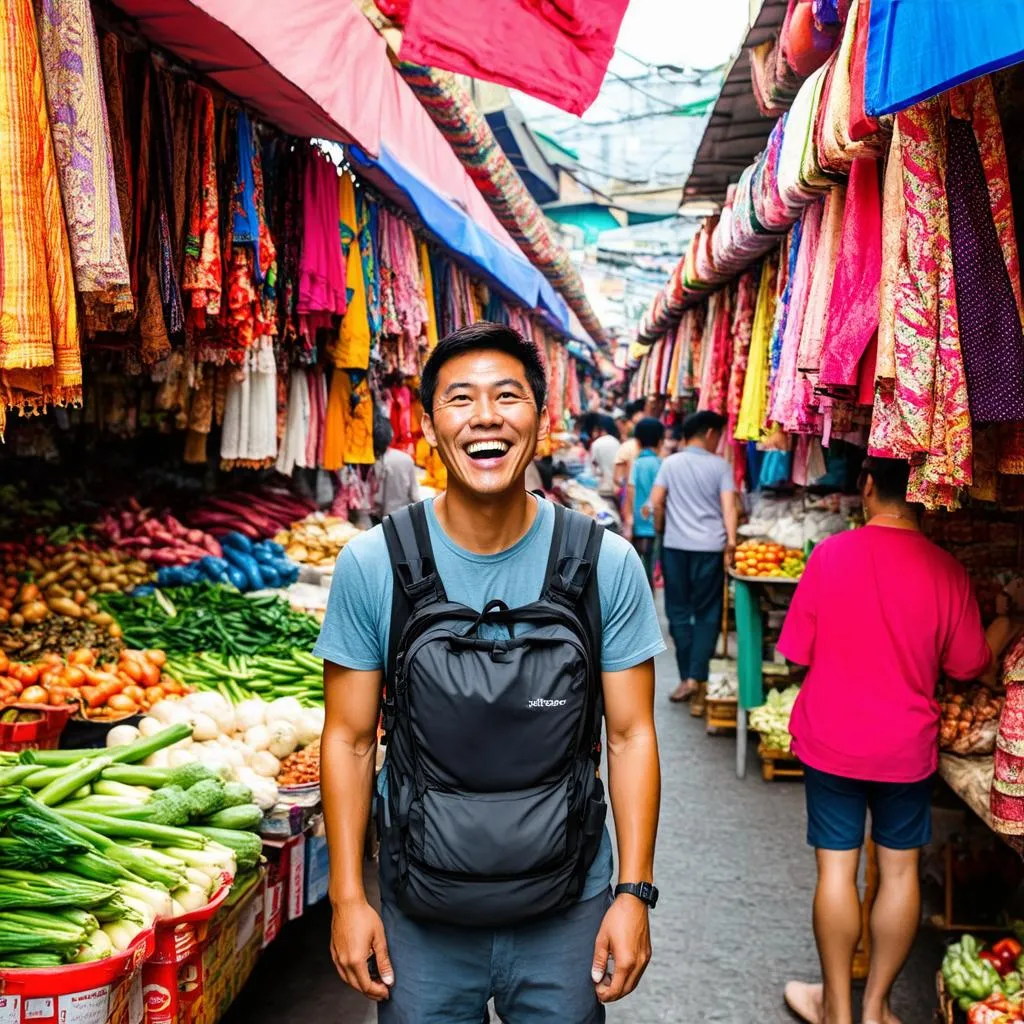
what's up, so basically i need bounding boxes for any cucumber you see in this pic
[202,804,263,830]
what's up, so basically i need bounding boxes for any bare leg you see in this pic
[861,846,919,1024]
[813,848,862,1024]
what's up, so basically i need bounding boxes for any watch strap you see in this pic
[614,882,658,909]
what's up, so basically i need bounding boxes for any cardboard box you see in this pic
[193,870,266,1024]
[261,834,305,946]
[304,833,330,909]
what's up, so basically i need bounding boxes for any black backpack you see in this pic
[378,500,608,927]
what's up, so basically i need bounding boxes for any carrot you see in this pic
[118,658,143,684]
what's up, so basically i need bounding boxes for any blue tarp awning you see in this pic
[349,143,570,328]
[866,0,1024,116]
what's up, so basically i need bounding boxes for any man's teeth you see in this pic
[466,440,510,456]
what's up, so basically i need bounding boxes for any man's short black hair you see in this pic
[634,417,665,449]
[598,414,618,438]
[861,456,911,504]
[420,322,547,416]
[682,410,726,441]
[372,410,393,460]
[626,398,646,419]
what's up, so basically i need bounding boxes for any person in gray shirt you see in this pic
[649,411,738,703]
[371,415,421,523]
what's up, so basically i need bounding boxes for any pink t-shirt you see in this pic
[777,525,990,783]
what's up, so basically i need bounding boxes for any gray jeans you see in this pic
[378,891,611,1024]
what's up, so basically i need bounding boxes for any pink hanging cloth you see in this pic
[395,0,630,116]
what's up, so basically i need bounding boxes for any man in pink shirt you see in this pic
[779,458,992,1024]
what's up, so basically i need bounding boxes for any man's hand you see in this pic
[590,895,652,1003]
[725,542,737,568]
[330,898,394,1001]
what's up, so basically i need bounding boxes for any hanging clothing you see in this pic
[35,0,130,325]
[726,271,758,442]
[0,0,82,433]
[335,174,372,370]
[419,242,439,350]
[946,85,1024,423]
[736,259,779,441]
[298,154,347,338]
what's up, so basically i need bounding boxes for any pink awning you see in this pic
[111,0,520,253]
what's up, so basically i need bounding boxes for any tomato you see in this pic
[10,664,39,686]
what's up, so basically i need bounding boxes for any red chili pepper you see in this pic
[980,950,1006,973]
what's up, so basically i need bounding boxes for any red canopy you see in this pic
[110,0,519,252]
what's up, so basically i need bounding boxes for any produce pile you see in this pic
[186,487,315,542]
[275,514,362,568]
[940,684,1004,755]
[943,933,1024,1019]
[94,503,222,567]
[166,650,323,707]
[98,584,320,658]
[105,691,323,807]
[733,540,805,579]
[749,685,801,753]
[150,532,299,593]
[0,724,262,964]
[277,742,320,788]
[0,648,188,720]
[707,672,738,701]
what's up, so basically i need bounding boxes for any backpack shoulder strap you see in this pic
[383,501,447,684]
[543,504,603,668]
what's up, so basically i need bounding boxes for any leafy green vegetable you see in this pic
[185,779,226,820]
[187,826,262,871]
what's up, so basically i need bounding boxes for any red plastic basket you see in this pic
[0,704,74,752]
[0,926,154,996]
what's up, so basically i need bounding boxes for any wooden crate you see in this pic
[705,697,738,734]
[758,742,804,781]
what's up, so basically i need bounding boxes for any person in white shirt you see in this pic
[371,415,420,523]
[589,414,621,501]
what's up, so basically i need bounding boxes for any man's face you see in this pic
[422,349,547,498]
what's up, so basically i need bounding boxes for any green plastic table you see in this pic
[728,570,800,779]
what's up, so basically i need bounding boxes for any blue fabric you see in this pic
[757,449,792,490]
[232,112,263,280]
[866,0,1024,116]
[379,890,611,1023]
[661,547,724,683]
[629,449,662,538]
[348,144,570,329]
[803,765,934,851]
[315,497,665,904]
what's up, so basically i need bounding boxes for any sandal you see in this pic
[669,682,698,703]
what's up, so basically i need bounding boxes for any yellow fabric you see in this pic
[735,261,778,441]
[334,174,371,370]
[323,370,376,470]
[419,242,439,351]
[415,437,447,490]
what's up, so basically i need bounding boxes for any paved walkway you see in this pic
[224,611,939,1024]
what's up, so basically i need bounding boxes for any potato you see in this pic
[47,597,82,618]
[89,612,113,627]
[21,601,49,624]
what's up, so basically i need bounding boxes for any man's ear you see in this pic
[537,405,550,445]
[421,411,437,448]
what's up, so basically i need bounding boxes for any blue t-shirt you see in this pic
[314,497,665,904]
[629,449,662,539]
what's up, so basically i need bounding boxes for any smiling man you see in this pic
[316,322,664,1023]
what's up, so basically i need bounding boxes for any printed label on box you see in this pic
[24,998,53,1020]
[288,838,306,921]
[263,882,283,947]
[129,975,144,1024]
[237,897,260,952]
[58,986,110,1024]
[0,996,20,1024]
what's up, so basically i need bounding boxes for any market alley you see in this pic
[224,607,940,1024]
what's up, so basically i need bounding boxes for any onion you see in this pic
[137,716,164,737]
[191,713,219,743]
[143,749,170,768]
[267,721,298,760]
[250,750,281,778]
[244,725,271,752]
[106,724,141,748]
[266,696,303,725]
[234,699,266,732]
[208,704,236,734]
[168,748,196,768]
[149,700,190,726]
[294,709,323,747]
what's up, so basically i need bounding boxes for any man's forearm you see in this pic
[606,727,660,883]
[724,501,738,547]
[322,725,376,904]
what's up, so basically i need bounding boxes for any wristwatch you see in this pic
[614,882,659,909]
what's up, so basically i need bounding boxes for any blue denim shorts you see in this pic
[803,765,933,851]
[378,890,611,1024]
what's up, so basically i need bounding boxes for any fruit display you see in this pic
[748,685,801,753]
[943,933,1024,1017]
[733,540,806,579]
[0,648,188,720]
[940,683,1004,755]
[274,514,363,568]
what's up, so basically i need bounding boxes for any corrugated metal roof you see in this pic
[680,0,789,206]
